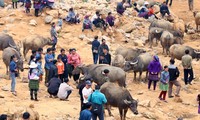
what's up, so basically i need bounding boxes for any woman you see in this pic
[148,55,162,90]
[33,0,41,17]
[10,55,18,96]
[65,8,78,24]
[159,66,169,102]
[82,15,93,32]
[25,0,32,14]
[28,62,40,101]
[68,48,81,83]
[58,49,68,79]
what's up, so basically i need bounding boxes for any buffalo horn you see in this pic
[130,60,138,65]
[9,41,17,49]
[124,99,132,105]
[194,50,200,54]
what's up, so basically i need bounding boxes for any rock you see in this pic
[29,19,37,26]
[141,112,158,120]
[2,86,9,91]
[124,24,135,33]
[0,19,5,25]
[137,91,143,95]
[79,34,86,40]
[173,97,183,103]
[187,29,196,34]
[139,100,151,107]
[46,10,59,18]
[8,12,16,16]
[5,5,12,10]
[45,15,53,24]
[182,102,190,106]
[0,95,4,98]
[133,40,145,47]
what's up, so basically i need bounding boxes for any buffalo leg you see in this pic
[24,48,29,61]
[134,72,137,81]
[119,108,123,120]
[139,72,142,82]
[123,108,128,120]
[6,66,8,75]
[145,71,148,82]
[107,105,113,116]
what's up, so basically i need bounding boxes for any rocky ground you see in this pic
[0,0,200,120]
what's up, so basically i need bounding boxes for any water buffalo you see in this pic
[73,64,126,87]
[193,11,200,31]
[115,47,146,61]
[0,33,20,51]
[148,27,164,48]
[112,54,125,68]
[124,53,152,81]
[2,47,24,74]
[149,19,173,31]
[160,31,174,55]
[22,35,53,60]
[170,44,200,60]
[100,82,138,120]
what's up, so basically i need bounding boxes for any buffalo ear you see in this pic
[124,99,131,105]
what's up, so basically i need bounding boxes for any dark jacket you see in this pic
[160,4,170,15]
[47,77,62,95]
[168,64,180,81]
[79,82,86,102]
[92,39,100,52]
[99,53,111,65]
[9,61,17,72]
[48,64,58,82]
[98,44,109,55]
[58,54,68,65]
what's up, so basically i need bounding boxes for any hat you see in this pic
[85,80,92,86]
[102,69,109,74]
[154,55,159,61]
[22,112,30,119]
[29,62,38,68]
[144,1,149,5]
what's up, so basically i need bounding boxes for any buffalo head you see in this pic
[124,99,138,115]
[16,59,24,72]
[124,60,139,71]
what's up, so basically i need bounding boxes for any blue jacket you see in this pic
[44,54,53,69]
[92,39,100,51]
[79,109,92,120]
[9,61,17,72]
[160,71,169,83]
[88,90,107,105]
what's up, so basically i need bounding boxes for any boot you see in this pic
[34,91,39,101]
[30,90,34,100]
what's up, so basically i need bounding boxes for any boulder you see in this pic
[139,100,151,107]
[141,112,158,120]
[124,24,135,33]
[29,19,37,26]
[0,19,5,25]
[173,97,183,103]
[0,94,4,98]
[79,34,86,40]
[133,40,145,47]
[46,10,59,18]
[2,86,9,91]
[45,15,53,24]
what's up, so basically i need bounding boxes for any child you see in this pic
[36,57,43,82]
[197,94,200,114]
[159,66,169,102]
[25,0,32,14]
[57,15,63,28]
[57,56,65,82]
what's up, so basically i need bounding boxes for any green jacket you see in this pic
[12,0,18,2]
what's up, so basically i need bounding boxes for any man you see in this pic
[52,48,56,59]
[88,85,107,120]
[91,11,100,24]
[188,0,193,11]
[98,39,109,55]
[50,22,58,49]
[47,75,62,98]
[168,59,181,98]
[160,1,170,17]
[93,14,107,30]
[36,48,43,59]
[79,102,92,120]
[82,80,93,110]
[58,48,68,79]
[182,50,193,85]
[99,48,111,65]
[57,78,73,100]
[0,114,7,120]
[79,80,86,111]
[44,48,54,84]
[48,60,58,82]
[22,112,30,120]
[116,0,125,15]
[166,0,173,6]
[92,36,100,64]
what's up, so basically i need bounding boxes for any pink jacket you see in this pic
[68,53,81,68]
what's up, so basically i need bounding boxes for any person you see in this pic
[166,0,173,6]
[99,48,111,65]
[91,11,100,24]
[0,114,7,120]
[33,0,41,17]
[67,48,73,79]
[133,2,140,13]
[51,22,58,49]
[106,12,115,30]
[65,8,79,24]
[82,15,93,32]
[58,48,68,79]
[22,112,30,120]
[92,36,100,64]
[57,56,65,82]
[44,48,54,84]
[148,5,158,19]
[57,78,73,100]
[79,102,92,120]
[188,0,193,11]
[82,80,93,110]
[68,48,81,83]
[52,47,56,59]
[10,55,18,96]
[40,0,53,12]
[88,85,107,120]
[160,1,170,18]
[47,76,62,98]
[28,62,40,101]
[36,48,43,59]
[12,0,18,9]
[25,0,31,14]
[182,49,193,85]
[197,94,200,114]
[29,50,37,65]
[168,59,181,98]
[148,55,162,90]
[48,60,58,82]
[36,57,43,82]
[138,1,149,19]
[117,0,125,15]
[98,39,109,55]
[159,66,169,102]
[57,15,63,28]
[100,69,110,86]
[93,14,107,30]
[79,80,87,111]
